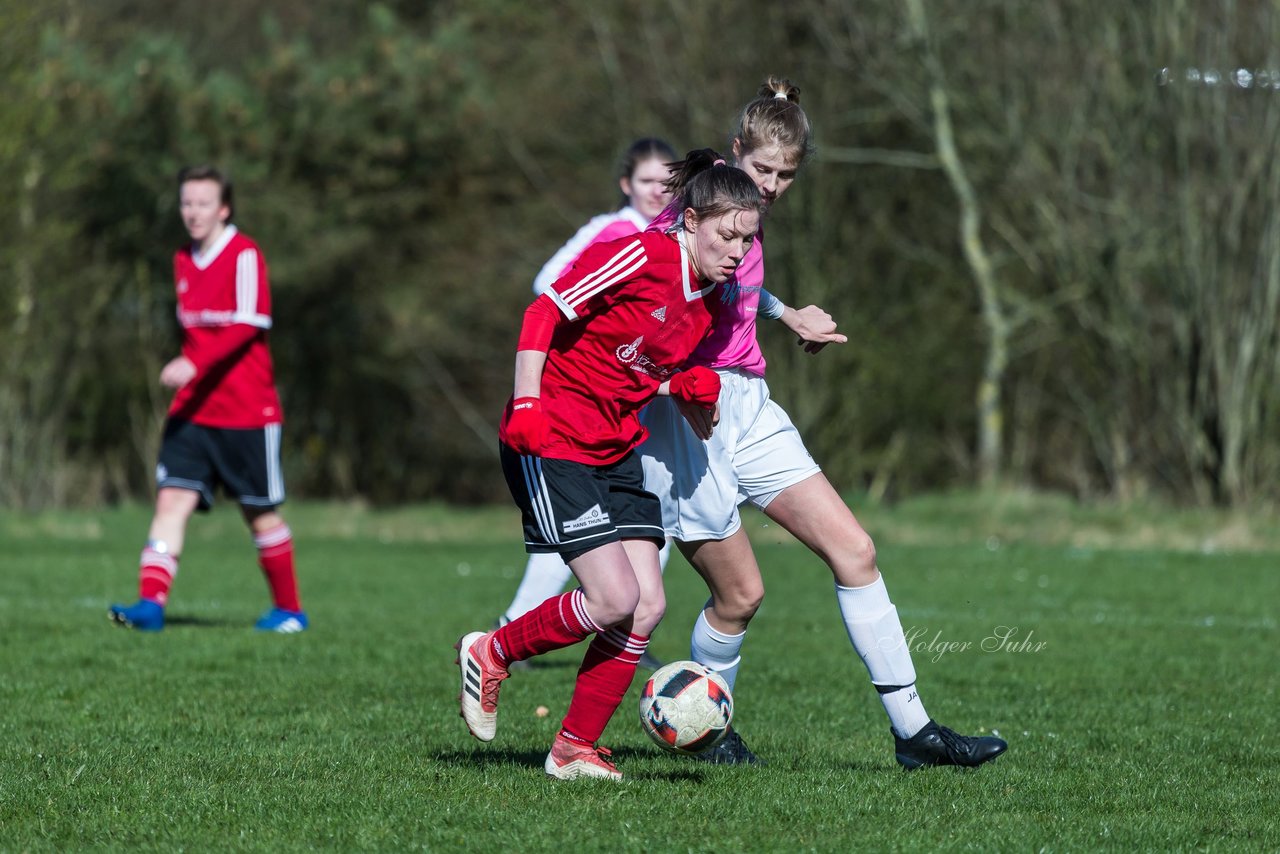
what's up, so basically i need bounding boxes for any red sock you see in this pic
[491,589,602,665]
[254,524,302,612]
[560,629,649,745]
[138,546,178,606]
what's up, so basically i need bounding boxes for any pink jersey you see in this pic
[648,205,769,376]
[536,231,721,465]
[532,206,650,295]
[169,226,283,428]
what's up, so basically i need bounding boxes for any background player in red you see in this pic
[455,150,766,781]
[496,139,678,674]
[109,166,307,634]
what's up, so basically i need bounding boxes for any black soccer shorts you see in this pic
[500,443,665,562]
[156,418,286,511]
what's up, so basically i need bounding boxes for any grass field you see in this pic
[1,496,1277,851]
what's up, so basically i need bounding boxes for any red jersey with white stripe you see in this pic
[169,226,283,428]
[540,230,720,464]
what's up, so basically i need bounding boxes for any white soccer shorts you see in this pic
[639,369,821,541]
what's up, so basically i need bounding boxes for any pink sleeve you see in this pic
[590,220,640,245]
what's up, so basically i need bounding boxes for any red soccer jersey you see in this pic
[537,230,720,464]
[168,226,283,428]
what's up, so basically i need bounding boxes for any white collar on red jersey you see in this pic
[192,225,238,270]
[676,230,716,301]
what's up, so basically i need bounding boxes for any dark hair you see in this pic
[177,164,234,221]
[734,76,814,167]
[616,137,678,207]
[619,137,678,180]
[663,148,766,225]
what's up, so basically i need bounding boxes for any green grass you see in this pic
[1,498,1277,851]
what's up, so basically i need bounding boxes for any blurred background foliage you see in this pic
[3,0,1280,509]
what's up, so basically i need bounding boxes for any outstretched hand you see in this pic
[786,304,848,354]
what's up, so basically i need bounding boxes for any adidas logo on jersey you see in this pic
[651,306,667,322]
[562,503,611,533]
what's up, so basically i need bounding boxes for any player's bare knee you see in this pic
[717,584,763,623]
[588,585,641,628]
[830,532,878,586]
[632,592,666,634]
[852,532,877,569]
[632,603,666,635]
[154,500,194,527]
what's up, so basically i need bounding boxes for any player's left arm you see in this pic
[191,248,271,378]
[760,289,848,354]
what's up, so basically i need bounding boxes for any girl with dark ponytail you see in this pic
[457,151,766,782]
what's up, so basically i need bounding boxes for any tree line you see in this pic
[3,0,1280,509]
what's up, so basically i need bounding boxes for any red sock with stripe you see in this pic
[254,524,302,612]
[559,630,649,745]
[490,589,602,665]
[138,546,178,606]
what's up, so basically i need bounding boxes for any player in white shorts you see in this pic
[642,365,818,542]
[641,78,1008,770]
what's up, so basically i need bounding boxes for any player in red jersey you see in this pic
[455,149,766,781]
[109,166,306,634]
[495,139,679,671]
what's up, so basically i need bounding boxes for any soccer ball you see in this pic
[638,660,733,754]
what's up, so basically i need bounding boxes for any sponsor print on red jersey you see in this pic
[537,230,721,465]
[169,226,284,428]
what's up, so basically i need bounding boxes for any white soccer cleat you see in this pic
[455,630,508,742]
[544,735,623,781]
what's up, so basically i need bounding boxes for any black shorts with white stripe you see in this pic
[499,443,665,563]
[157,418,286,511]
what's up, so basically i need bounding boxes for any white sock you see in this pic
[835,576,930,739]
[503,552,574,622]
[690,609,745,691]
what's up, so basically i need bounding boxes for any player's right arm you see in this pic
[500,296,561,454]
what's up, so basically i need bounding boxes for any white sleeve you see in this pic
[532,213,619,296]
[233,249,272,328]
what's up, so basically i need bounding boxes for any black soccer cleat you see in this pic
[894,719,1007,770]
[693,727,766,766]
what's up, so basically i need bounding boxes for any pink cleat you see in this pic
[544,734,623,781]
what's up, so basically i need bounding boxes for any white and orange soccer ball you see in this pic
[639,661,734,754]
